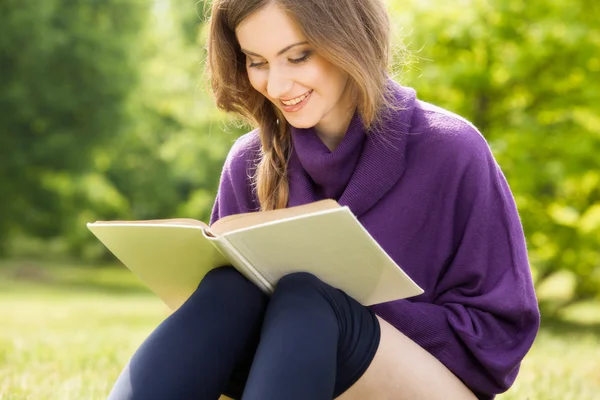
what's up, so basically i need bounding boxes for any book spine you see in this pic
[203,229,274,294]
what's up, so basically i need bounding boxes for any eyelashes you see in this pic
[248,50,314,69]
[289,50,313,64]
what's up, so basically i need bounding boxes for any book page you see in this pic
[210,199,340,236]
[89,199,340,237]
[89,218,209,229]
[87,222,228,310]
[222,207,423,306]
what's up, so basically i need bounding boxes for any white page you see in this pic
[87,223,229,310]
[222,208,423,306]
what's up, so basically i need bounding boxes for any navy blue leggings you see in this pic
[108,266,381,400]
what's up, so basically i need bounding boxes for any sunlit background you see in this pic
[1,0,599,398]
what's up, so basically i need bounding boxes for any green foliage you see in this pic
[60,4,243,258]
[171,0,209,43]
[0,0,149,251]
[390,0,600,300]
[0,0,243,258]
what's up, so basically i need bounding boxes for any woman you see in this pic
[108,0,540,399]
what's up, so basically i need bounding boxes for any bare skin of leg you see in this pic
[335,316,478,400]
[219,316,477,400]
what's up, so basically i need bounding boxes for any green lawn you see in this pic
[1,259,599,399]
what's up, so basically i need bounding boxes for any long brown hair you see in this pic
[206,0,394,211]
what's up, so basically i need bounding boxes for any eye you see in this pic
[289,50,314,65]
[248,60,267,69]
[249,62,266,68]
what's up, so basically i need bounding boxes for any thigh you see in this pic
[220,339,258,400]
[336,316,478,400]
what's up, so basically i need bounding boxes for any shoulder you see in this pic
[222,128,262,177]
[212,129,262,222]
[407,99,495,171]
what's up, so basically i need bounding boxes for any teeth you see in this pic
[281,91,311,106]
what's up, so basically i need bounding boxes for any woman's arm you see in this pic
[373,135,540,396]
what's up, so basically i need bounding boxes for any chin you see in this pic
[287,121,315,129]
[284,115,319,130]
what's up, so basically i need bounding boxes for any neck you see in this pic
[314,82,357,151]
[315,105,357,151]
[316,126,348,151]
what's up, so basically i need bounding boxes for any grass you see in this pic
[1,259,599,399]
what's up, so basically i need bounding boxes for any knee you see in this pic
[201,265,243,289]
[275,271,325,295]
[270,273,358,325]
[193,266,265,306]
[202,265,241,284]
[269,272,338,327]
[273,273,334,309]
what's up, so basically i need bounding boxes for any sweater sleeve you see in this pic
[210,130,261,225]
[371,129,540,398]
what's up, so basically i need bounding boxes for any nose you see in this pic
[266,66,293,100]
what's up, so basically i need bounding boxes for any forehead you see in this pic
[235,3,306,54]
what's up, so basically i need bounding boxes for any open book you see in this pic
[87,199,423,310]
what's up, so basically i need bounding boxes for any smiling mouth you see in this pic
[280,90,313,106]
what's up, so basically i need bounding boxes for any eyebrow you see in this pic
[241,41,309,58]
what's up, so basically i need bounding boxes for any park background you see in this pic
[1,0,599,398]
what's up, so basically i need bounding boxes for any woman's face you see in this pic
[235,3,355,137]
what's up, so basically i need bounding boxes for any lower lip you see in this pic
[280,90,313,113]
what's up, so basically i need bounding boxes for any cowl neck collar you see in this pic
[287,81,416,217]
[290,112,365,200]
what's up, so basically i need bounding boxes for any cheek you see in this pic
[247,70,267,94]
[324,67,348,95]
[309,59,347,97]
[299,66,324,89]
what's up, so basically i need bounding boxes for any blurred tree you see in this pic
[390,0,600,301]
[171,0,209,44]
[55,0,244,258]
[0,0,149,253]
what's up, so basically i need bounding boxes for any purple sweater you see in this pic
[210,82,540,398]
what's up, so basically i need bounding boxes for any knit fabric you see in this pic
[210,80,540,398]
